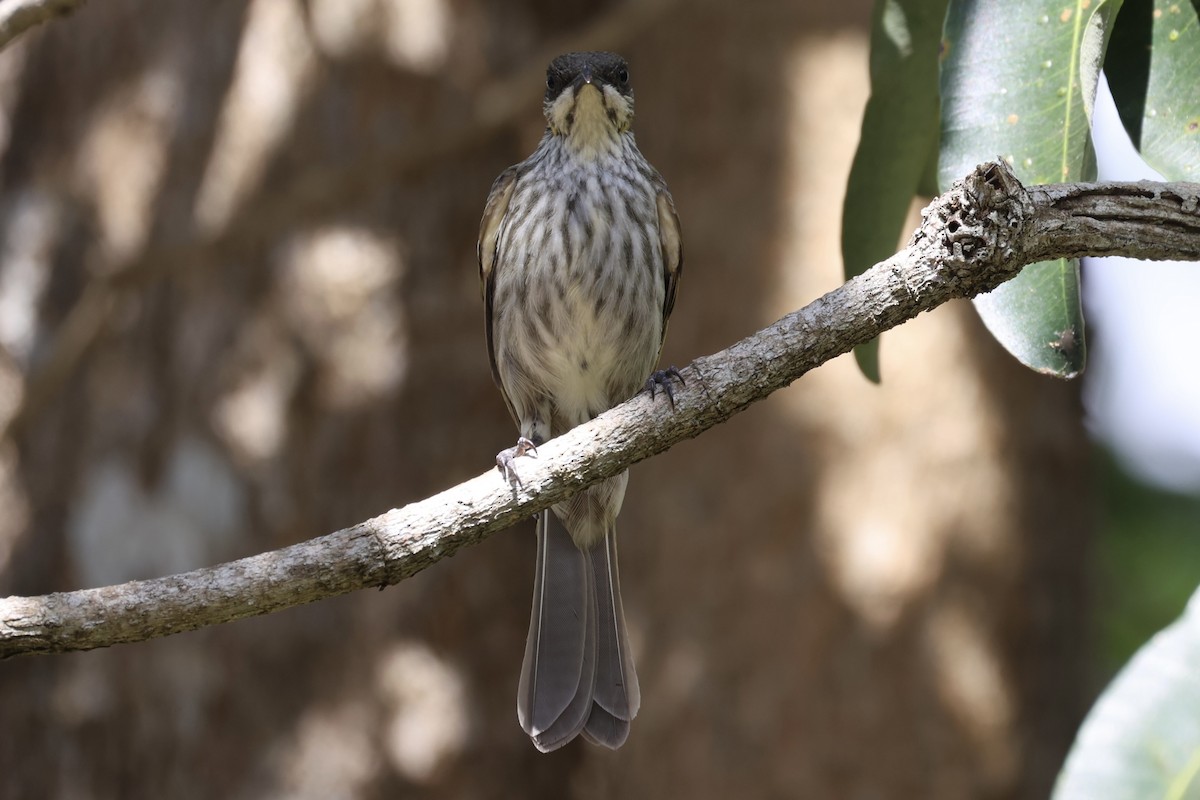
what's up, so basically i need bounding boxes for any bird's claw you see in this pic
[645,366,686,408]
[496,436,538,487]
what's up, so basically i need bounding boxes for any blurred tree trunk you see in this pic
[0,0,1089,798]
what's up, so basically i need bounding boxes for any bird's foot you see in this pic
[644,366,686,408]
[496,436,538,487]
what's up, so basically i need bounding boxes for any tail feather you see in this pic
[531,596,597,752]
[517,512,640,752]
[518,511,596,751]
[590,527,640,722]
[581,702,630,749]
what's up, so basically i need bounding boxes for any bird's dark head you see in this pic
[543,52,634,151]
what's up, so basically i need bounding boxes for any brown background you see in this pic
[0,0,1091,797]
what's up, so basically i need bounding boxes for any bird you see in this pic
[477,51,683,752]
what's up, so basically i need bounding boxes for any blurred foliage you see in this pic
[1056,450,1200,798]
[1094,446,1200,676]
[841,0,947,381]
[1058,571,1200,800]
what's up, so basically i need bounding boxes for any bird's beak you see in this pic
[573,64,595,90]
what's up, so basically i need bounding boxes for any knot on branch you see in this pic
[910,159,1033,291]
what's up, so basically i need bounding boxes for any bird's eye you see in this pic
[546,75,558,92]
[617,68,629,85]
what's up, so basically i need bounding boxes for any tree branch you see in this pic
[0,0,85,51]
[3,160,1199,659]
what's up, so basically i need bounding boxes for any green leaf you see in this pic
[1109,0,1200,178]
[1054,585,1200,800]
[843,0,948,383]
[971,260,1084,372]
[939,0,1123,378]
[853,336,883,383]
[916,125,943,198]
[1106,0,1153,144]
[1140,0,1200,180]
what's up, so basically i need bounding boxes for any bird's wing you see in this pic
[478,165,520,395]
[655,186,683,345]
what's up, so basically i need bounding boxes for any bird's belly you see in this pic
[494,252,662,428]
[537,280,659,420]
[493,169,664,429]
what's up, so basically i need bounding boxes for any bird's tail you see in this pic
[518,510,639,752]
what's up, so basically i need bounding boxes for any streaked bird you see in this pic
[477,51,683,752]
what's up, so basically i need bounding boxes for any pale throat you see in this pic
[556,85,629,160]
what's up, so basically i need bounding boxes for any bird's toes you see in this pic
[496,436,538,487]
[644,366,686,409]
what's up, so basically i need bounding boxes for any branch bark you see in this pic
[0,0,85,51]
[3,160,1199,659]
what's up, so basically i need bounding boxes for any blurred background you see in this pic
[0,0,1193,797]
